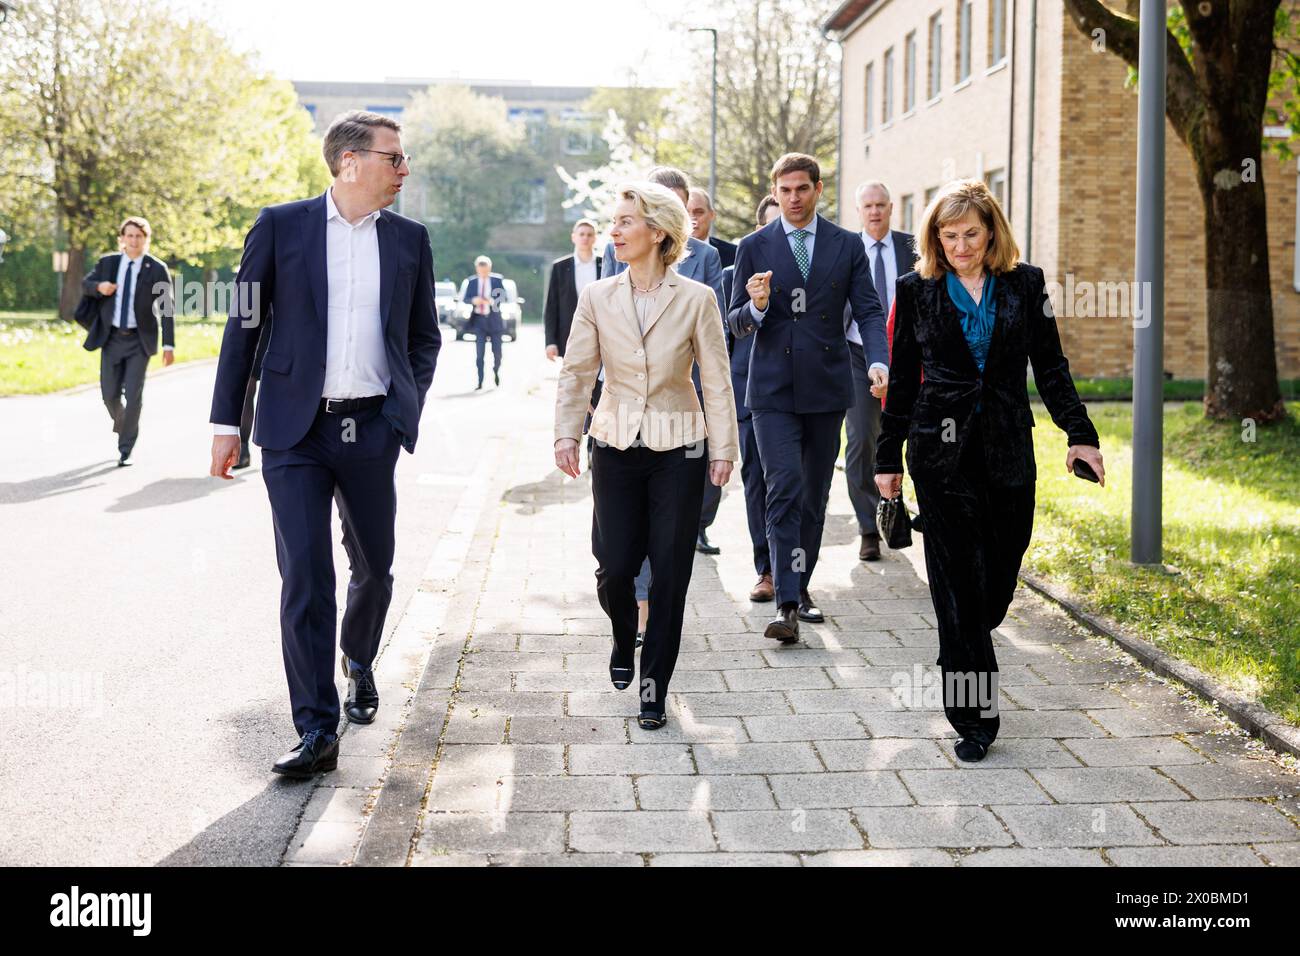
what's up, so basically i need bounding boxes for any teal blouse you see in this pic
[945,270,997,372]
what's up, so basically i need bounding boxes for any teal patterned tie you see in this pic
[791,228,811,281]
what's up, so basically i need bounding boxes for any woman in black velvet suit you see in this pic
[874,179,1105,762]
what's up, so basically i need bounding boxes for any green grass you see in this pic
[1028,377,1300,402]
[0,310,227,396]
[1026,401,1300,724]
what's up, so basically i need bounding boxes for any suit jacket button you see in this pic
[775,286,782,294]
[784,347,791,354]
[820,314,827,320]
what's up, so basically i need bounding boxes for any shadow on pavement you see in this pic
[107,475,252,512]
[0,461,121,504]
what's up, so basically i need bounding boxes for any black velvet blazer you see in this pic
[875,262,1099,487]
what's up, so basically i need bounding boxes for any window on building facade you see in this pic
[900,194,914,233]
[928,13,943,100]
[990,0,1007,65]
[984,168,1007,208]
[511,179,547,224]
[883,48,895,123]
[958,1,972,83]
[924,185,939,208]
[904,32,917,112]
[864,63,875,133]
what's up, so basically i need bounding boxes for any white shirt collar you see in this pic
[326,188,381,226]
[781,214,818,237]
[862,229,893,250]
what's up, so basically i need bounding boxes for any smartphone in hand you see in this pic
[1072,458,1100,483]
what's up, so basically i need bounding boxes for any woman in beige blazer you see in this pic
[554,181,739,730]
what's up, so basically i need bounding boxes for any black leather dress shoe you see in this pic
[695,530,720,555]
[117,454,132,467]
[609,638,634,690]
[763,603,800,643]
[797,589,824,623]
[494,370,500,386]
[233,443,251,469]
[859,532,881,561]
[637,711,667,730]
[474,381,483,391]
[341,655,379,724]
[954,738,989,762]
[272,730,339,778]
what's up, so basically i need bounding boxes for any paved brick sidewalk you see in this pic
[283,348,1300,866]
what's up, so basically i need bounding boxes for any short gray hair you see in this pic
[855,180,892,203]
[647,166,690,200]
[475,255,492,267]
[323,110,403,177]
[687,187,714,212]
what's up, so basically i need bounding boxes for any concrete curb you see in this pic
[1018,569,1300,761]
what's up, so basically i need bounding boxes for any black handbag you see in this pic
[876,494,913,550]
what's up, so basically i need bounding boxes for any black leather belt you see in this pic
[111,327,137,334]
[320,395,385,414]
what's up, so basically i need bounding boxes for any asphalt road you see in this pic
[0,325,549,865]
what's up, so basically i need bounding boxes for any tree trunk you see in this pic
[1195,130,1284,422]
[59,246,86,320]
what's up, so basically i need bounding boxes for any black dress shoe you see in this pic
[494,370,500,387]
[341,655,379,724]
[272,729,339,778]
[117,454,132,467]
[695,530,720,555]
[637,711,667,730]
[474,382,483,391]
[797,589,824,623]
[233,443,252,470]
[609,639,634,690]
[763,603,800,643]
[954,738,989,762]
[859,532,881,561]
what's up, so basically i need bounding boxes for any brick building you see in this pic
[822,0,1299,380]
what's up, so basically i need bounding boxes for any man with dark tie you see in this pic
[208,110,440,778]
[78,217,175,466]
[844,181,917,561]
[463,255,506,390]
[688,187,737,270]
[543,218,602,360]
[727,153,888,642]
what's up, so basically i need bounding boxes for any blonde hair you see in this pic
[613,181,689,268]
[914,178,1020,279]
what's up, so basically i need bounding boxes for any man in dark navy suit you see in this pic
[844,181,918,562]
[725,194,781,603]
[462,255,506,389]
[78,216,176,466]
[727,153,888,642]
[208,110,440,778]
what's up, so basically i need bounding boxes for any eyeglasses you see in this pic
[356,149,412,169]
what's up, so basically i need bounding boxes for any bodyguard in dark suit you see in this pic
[78,217,175,466]
[728,153,887,642]
[843,181,918,562]
[724,195,782,602]
[875,179,1103,763]
[209,111,440,778]
[463,256,506,389]
[543,219,602,359]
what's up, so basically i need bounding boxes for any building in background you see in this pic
[823,0,1298,380]
[295,79,603,318]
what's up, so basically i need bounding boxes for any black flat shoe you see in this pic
[764,603,800,643]
[797,589,824,623]
[637,711,667,730]
[272,729,339,778]
[609,640,634,690]
[341,655,379,724]
[954,738,989,762]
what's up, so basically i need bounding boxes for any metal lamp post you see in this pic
[689,26,718,228]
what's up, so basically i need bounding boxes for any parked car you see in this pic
[434,280,459,326]
[452,277,523,342]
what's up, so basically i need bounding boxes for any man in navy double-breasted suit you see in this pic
[727,153,888,642]
[208,111,440,778]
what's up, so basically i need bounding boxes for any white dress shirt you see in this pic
[213,188,389,437]
[747,215,887,374]
[849,229,897,347]
[573,252,598,297]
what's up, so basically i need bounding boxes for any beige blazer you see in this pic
[555,270,740,461]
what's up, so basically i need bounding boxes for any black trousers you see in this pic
[260,402,400,736]
[591,439,706,716]
[911,425,1035,746]
[99,328,149,457]
[844,342,883,534]
[737,415,770,575]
